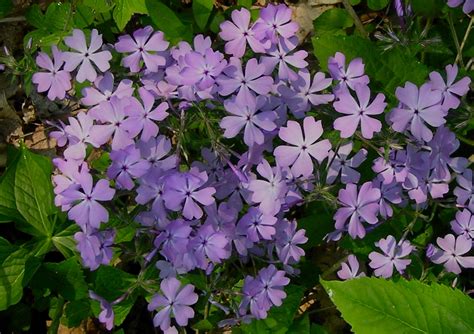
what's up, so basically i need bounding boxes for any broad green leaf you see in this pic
[312,35,428,98]
[31,258,88,301]
[367,0,390,10]
[410,0,444,17]
[83,0,115,13]
[52,223,80,258]
[145,0,192,42]
[322,278,474,333]
[14,147,56,237]
[313,8,353,36]
[25,4,45,29]
[193,0,214,30]
[74,4,95,28]
[237,0,252,8]
[288,314,310,333]
[61,299,91,327]
[113,0,147,31]
[0,248,29,311]
[44,2,72,32]
[93,266,136,301]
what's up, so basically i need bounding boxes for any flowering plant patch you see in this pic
[0,0,473,332]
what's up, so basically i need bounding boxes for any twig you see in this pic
[456,16,474,66]
[0,16,26,23]
[448,13,465,68]
[341,0,368,38]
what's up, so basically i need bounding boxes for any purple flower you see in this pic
[189,223,230,269]
[248,160,287,215]
[63,29,112,83]
[428,126,467,181]
[217,57,273,102]
[148,277,198,331]
[260,37,308,81]
[368,235,413,278]
[115,26,169,72]
[239,276,268,319]
[374,179,403,219]
[81,72,133,108]
[254,265,289,308]
[138,135,177,171]
[447,0,473,14]
[122,88,169,141]
[334,182,381,239]
[154,219,192,260]
[328,52,369,95]
[430,234,474,274]
[32,46,71,100]
[454,169,474,211]
[253,4,299,43]
[326,142,367,184]
[62,171,115,229]
[220,94,277,147]
[388,82,444,142]
[219,8,268,57]
[107,145,149,190]
[162,169,216,220]
[89,291,114,330]
[274,116,331,177]
[237,207,277,242]
[48,120,68,147]
[333,84,386,139]
[180,49,227,90]
[278,69,334,116]
[451,209,474,240]
[429,64,471,110]
[337,255,366,280]
[275,219,307,264]
[75,229,114,270]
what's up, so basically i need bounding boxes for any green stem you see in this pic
[456,16,474,66]
[458,134,474,146]
[341,0,368,38]
[48,297,65,334]
[448,13,465,68]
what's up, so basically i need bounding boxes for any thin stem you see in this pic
[448,13,465,68]
[341,0,368,38]
[0,16,26,23]
[456,16,474,66]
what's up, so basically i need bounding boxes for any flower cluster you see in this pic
[34,3,472,331]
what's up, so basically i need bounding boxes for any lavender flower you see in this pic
[254,265,289,308]
[454,169,474,211]
[388,82,444,142]
[333,84,386,139]
[107,145,150,190]
[75,229,114,270]
[328,52,369,95]
[430,234,474,274]
[334,182,381,239]
[447,0,474,14]
[32,46,71,100]
[253,4,299,43]
[326,142,367,185]
[189,223,230,269]
[115,26,169,72]
[81,72,133,108]
[237,207,277,242]
[337,255,366,280]
[89,291,114,330]
[451,209,474,240]
[368,235,413,278]
[63,29,112,82]
[275,219,307,264]
[429,64,471,110]
[148,277,198,331]
[274,116,331,177]
[180,49,227,90]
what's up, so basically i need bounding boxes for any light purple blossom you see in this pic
[454,169,474,211]
[115,26,169,72]
[429,64,471,110]
[189,223,230,269]
[254,265,289,308]
[154,219,192,260]
[334,182,381,239]
[274,116,331,177]
[32,46,71,100]
[81,72,134,108]
[148,277,198,331]
[451,209,474,240]
[447,0,474,14]
[63,29,112,82]
[219,8,268,57]
[337,255,366,280]
[328,52,369,95]
[326,142,367,184]
[253,4,299,43]
[75,229,114,270]
[368,235,413,278]
[237,207,277,242]
[388,82,444,142]
[180,49,227,90]
[89,291,114,330]
[107,145,149,190]
[430,234,474,274]
[333,84,386,139]
[275,219,307,264]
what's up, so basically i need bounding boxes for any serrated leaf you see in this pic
[367,0,390,10]
[0,248,29,311]
[44,2,72,32]
[145,0,192,42]
[193,0,214,30]
[83,0,115,13]
[25,4,45,29]
[313,8,353,36]
[113,0,147,31]
[322,277,474,333]
[61,299,91,327]
[93,266,136,301]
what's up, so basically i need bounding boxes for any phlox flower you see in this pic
[74,229,114,270]
[253,4,299,43]
[337,254,366,280]
[430,234,474,274]
[237,206,277,242]
[328,52,369,95]
[451,209,474,240]
[107,145,150,190]
[454,169,474,212]
[368,235,413,278]
[429,64,471,110]
[275,219,307,264]
[189,223,230,269]
[326,142,367,184]
[81,72,134,110]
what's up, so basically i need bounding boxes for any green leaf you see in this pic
[367,0,390,10]
[93,266,136,301]
[83,0,115,13]
[237,0,252,8]
[312,35,428,98]
[44,2,72,33]
[0,248,29,311]
[410,0,444,17]
[313,8,353,36]
[25,4,45,29]
[113,0,147,31]
[13,147,56,237]
[61,299,91,327]
[288,314,310,333]
[0,0,12,18]
[322,278,474,333]
[145,0,192,42]
[193,0,214,30]
[31,258,88,301]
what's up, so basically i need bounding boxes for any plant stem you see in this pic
[48,297,65,334]
[0,16,25,23]
[341,0,368,38]
[448,13,465,68]
[456,16,474,66]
